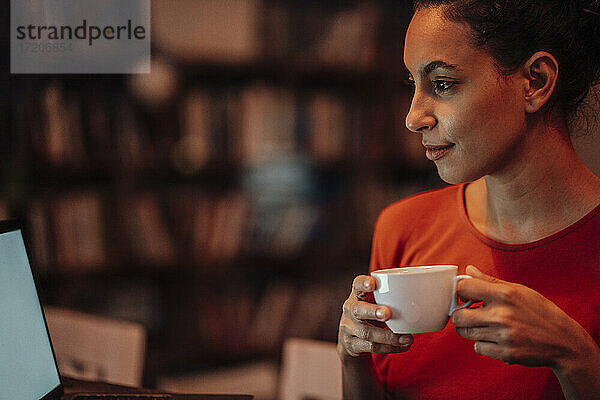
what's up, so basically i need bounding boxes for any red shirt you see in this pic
[369,184,600,400]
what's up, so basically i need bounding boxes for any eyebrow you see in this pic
[423,60,460,75]
[407,60,461,79]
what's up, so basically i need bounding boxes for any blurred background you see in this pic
[0,0,515,397]
[2,0,600,398]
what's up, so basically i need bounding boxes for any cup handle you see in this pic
[449,275,474,315]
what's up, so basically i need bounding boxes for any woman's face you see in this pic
[404,7,528,184]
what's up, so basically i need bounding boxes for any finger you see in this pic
[343,298,390,322]
[451,307,491,328]
[345,336,412,356]
[352,275,377,296]
[465,265,506,284]
[370,341,412,354]
[340,321,413,348]
[473,341,511,364]
[458,295,477,304]
[455,326,501,342]
[456,275,506,303]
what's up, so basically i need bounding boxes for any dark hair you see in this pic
[411,0,600,123]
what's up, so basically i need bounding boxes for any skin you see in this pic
[454,266,600,400]
[338,275,411,400]
[338,6,600,400]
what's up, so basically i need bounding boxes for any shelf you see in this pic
[6,0,434,381]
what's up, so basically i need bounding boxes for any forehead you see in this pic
[404,7,493,76]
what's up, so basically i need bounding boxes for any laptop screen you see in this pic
[0,227,61,399]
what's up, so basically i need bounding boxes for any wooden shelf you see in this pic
[6,0,435,383]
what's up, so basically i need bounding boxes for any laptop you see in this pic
[0,220,252,400]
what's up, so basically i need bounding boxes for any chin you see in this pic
[435,164,481,185]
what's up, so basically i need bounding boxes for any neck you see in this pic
[466,120,600,244]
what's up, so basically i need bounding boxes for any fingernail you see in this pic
[466,265,480,274]
[399,335,412,346]
[375,308,385,319]
[363,280,371,290]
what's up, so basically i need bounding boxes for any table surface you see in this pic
[62,377,254,399]
[63,377,156,394]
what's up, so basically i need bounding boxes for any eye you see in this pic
[432,80,456,95]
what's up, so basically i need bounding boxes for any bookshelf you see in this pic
[6,0,444,385]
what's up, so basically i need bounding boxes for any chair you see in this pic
[43,306,147,386]
[279,338,342,400]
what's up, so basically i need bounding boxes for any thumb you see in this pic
[465,265,501,283]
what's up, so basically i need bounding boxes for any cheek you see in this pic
[447,86,523,147]
[442,106,489,150]
[481,81,526,129]
[436,95,521,182]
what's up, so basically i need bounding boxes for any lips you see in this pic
[424,143,455,161]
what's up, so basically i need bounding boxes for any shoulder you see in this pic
[374,184,460,234]
[370,185,462,270]
[369,184,463,270]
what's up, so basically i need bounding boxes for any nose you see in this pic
[405,92,436,133]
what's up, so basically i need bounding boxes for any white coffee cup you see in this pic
[371,265,473,333]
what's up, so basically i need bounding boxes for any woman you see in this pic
[337,1,600,399]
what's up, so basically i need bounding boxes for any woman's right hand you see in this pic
[338,274,414,360]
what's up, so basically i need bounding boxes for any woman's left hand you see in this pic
[452,265,599,371]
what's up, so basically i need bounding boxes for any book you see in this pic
[114,95,147,172]
[285,283,329,339]
[312,2,381,70]
[189,194,213,265]
[239,84,297,164]
[52,192,106,272]
[119,193,177,267]
[41,82,85,168]
[308,92,347,164]
[271,201,318,257]
[205,192,250,263]
[247,281,296,353]
[171,89,212,175]
[152,0,263,64]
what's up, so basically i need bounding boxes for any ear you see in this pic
[522,51,559,114]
